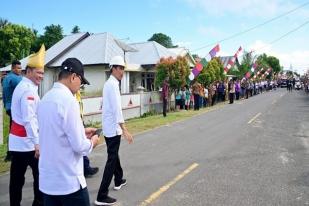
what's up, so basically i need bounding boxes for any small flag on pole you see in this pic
[205,44,220,61]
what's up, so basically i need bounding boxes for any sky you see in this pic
[1,0,309,74]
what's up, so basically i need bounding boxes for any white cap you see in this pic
[109,56,125,67]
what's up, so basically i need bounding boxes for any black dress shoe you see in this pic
[84,167,99,177]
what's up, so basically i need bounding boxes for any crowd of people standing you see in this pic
[173,78,278,112]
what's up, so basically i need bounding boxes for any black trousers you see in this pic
[229,93,234,104]
[235,92,240,100]
[163,98,167,117]
[97,135,123,199]
[10,151,43,206]
[43,187,90,206]
[6,110,12,159]
[194,94,200,110]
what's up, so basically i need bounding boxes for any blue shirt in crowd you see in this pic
[2,71,22,111]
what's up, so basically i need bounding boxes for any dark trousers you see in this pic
[97,135,123,199]
[235,92,240,100]
[229,93,234,104]
[193,94,200,110]
[43,187,90,206]
[83,156,90,171]
[6,110,12,160]
[163,98,167,117]
[10,151,43,206]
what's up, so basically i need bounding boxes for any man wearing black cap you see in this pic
[38,58,99,206]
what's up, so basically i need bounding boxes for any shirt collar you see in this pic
[23,77,37,88]
[53,82,74,97]
[109,75,119,85]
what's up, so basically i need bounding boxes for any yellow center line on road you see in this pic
[248,112,262,124]
[139,163,199,206]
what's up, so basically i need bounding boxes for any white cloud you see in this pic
[248,40,309,74]
[248,40,272,54]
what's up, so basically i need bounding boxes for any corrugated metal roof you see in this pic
[0,32,88,72]
[48,32,126,67]
[126,41,176,65]
[168,47,196,67]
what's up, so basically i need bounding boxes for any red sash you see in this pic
[10,121,27,137]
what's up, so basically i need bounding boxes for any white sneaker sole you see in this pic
[113,182,127,190]
[94,200,116,205]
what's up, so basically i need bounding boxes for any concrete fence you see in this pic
[83,91,175,123]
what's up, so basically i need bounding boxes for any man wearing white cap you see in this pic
[95,56,133,205]
[9,45,45,206]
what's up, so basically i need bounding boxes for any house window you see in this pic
[141,72,154,91]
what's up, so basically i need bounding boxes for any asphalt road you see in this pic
[0,88,308,206]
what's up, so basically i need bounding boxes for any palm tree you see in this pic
[0,18,9,28]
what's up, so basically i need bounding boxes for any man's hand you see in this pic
[91,135,100,149]
[34,144,40,159]
[123,128,133,144]
[85,127,97,139]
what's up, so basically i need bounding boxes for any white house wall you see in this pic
[40,68,58,97]
[83,65,106,94]
[129,72,142,92]
[82,91,175,123]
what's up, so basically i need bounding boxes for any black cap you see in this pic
[61,58,90,85]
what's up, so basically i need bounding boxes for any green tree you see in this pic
[148,33,174,48]
[155,56,190,91]
[197,57,224,86]
[255,53,282,79]
[237,51,255,78]
[35,24,64,50]
[0,23,35,66]
[266,56,281,74]
[0,18,10,28]
[71,25,80,34]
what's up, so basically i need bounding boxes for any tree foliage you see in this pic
[155,56,190,91]
[148,33,174,48]
[71,25,80,34]
[0,18,10,29]
[0,24,35,66]
[237,51,255,77]
[256,53,282,79]
[32,24,64,51]
[197,57,225,86]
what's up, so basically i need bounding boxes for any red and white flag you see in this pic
[224,46,242,73]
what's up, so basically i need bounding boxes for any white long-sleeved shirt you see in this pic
[102,75,124,138]
[9,77,39,152]
[38,82,92,195]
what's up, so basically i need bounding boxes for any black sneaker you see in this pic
[94,196,117,205]
[84,167,99,178]
[114,179,127,190]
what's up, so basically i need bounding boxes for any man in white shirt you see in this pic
[9,45,45,206]
[38,58,99,206]
[95,56,133,206]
